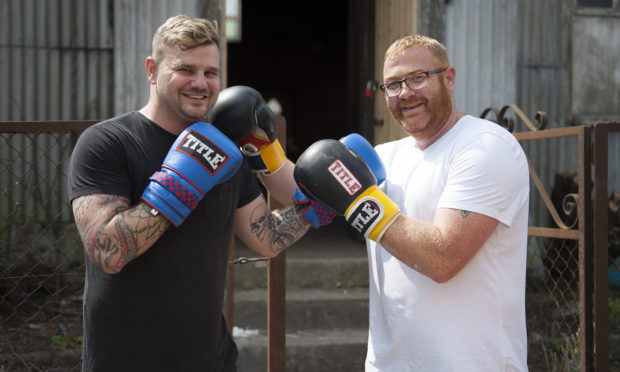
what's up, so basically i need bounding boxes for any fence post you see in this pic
[267,116,287,372]
[578,125,593,371]
[593,123,620,371]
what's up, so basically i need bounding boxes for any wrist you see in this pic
[344,186,400,241]
[245,139,287,175]
[260,139,286,174]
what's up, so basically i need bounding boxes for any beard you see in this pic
[392,80,453,138]
[157,85,211,122]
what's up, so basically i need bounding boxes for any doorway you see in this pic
[226,0,374,161]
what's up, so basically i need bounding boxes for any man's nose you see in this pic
[398,80,417,98]
[190,73,209,90]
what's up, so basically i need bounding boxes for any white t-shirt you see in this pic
[365,115,529,372]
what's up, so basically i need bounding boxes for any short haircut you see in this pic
[151,14,219,63]
[384,34,449,65]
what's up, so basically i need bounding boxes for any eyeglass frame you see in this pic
[379,67,448,97]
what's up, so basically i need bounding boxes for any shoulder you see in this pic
[82,112,147,137]
[77,112,171,151]
[71,113,149,171]
[77,112,138,144]
[440,116,524,165]
[449,116,528,185]
[456,115,520,146]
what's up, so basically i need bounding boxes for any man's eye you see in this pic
[408,75,425,84]
[386,82,400,90]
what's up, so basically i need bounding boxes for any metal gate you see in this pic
[482,105,619,371]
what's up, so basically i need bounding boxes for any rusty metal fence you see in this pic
[482,106,619,371]
[0,121,95,371]
[1,114,618,371]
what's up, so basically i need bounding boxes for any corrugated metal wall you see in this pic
[446,0,572,128]
[1,0,114,225]
[446,0,520,119]
[113,0,212,115]
[0,0,212,226]
[0,0,115,121]
[0,0,214,121]
[572,9,620,122]
[444,0,620,227]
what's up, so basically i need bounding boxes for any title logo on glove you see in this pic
[178,131,230,175]
[347,197,383,236]
[328,160,362,195]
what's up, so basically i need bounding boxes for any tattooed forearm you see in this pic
[249,204,311,255]
[73,195,169,274]
[460,210,471,219]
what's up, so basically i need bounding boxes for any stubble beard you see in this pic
[395,82,453,138]
[157,86,211,123]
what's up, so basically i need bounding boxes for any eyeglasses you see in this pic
[379,67,448,97]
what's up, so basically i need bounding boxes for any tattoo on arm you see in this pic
[73,195,169,273]
[460,210,471,219]
[249,204,310,255]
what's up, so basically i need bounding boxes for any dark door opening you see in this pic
[227,0,374,161]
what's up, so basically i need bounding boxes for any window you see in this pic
[225,0,241,42]
[577,0,612,8]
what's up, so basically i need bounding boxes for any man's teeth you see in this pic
[185,93,205,99]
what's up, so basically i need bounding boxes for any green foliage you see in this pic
[610,295,620,332]
[51,335,83,350]
[543,332,580,372]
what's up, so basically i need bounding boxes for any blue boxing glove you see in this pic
[141,122,243,227]
[339,133,386,185]
[293,189,337,229]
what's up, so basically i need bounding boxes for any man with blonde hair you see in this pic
[68,15,322,371]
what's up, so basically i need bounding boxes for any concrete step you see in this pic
[231,219,369,290]
[234,327,368,372]
[230,220,370,371]
[231,288,368,331]
[231,256,369,290]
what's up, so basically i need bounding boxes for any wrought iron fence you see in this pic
[483,106,620,371]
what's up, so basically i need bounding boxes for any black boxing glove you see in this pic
[294,139,400,241]
[209,85,286,174]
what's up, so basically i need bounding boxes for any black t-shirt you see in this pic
[67,112,262,372]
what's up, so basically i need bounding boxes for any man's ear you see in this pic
[445,66,456,92]
[145,57,157,84]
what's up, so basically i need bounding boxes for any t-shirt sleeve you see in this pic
[67,124,132,202]
[437,132,529,227]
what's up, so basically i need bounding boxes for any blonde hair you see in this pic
[151,15,219,63]
[384,34,449,65]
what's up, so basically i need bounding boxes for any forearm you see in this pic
[379,209,498,283]
[259,160,298,206]
[237,199,311,258]
[379,215,452,282]
[73,195,170,274]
